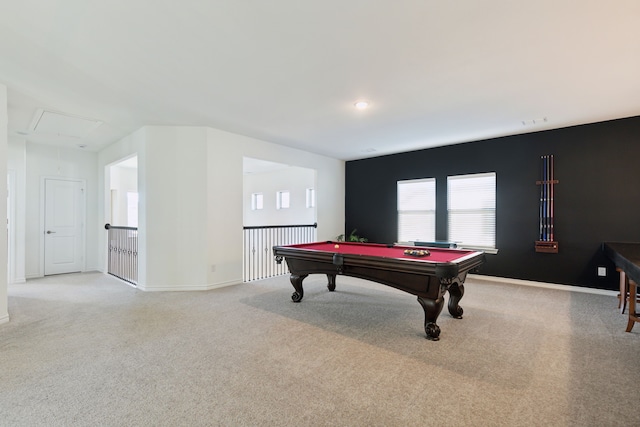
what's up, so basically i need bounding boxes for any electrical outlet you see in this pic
[597,267,606,277]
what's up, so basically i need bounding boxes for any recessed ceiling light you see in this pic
[354,101,369,110]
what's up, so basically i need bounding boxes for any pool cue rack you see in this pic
[535,154,559,253]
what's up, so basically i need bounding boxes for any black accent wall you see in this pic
[345,116,640,290]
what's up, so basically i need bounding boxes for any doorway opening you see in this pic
[242,157,317,281]
[106,155,138,285]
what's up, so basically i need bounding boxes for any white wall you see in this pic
[0,119,343,301]
[207,127,344,288]
[143,126,209,290]
[23,143,99,277]
[97,126,209,290]
[243,166,316,227]
[97,125,344,291]
[0,84,8,323]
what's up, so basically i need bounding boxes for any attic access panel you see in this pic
[30,109,102,138]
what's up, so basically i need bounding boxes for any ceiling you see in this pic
[2,1,639,161]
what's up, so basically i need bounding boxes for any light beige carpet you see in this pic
[1,272,638,426]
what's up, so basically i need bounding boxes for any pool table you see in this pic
[273,241,485,340]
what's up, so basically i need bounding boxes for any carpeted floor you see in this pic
[1,272,638,426]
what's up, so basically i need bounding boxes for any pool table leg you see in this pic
[447,282,464,318]
[290,274,308,302]
[327,274,336,291]
[417,295,444,341]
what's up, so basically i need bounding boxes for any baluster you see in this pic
[241,224,317,281]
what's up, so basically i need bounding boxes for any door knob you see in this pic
[46,230,56,234]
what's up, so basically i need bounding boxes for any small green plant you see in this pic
[336,229,368,243]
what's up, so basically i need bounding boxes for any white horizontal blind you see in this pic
[447,172,496,248]
[397,178,436,242]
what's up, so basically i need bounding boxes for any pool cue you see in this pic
[546,155,551,241]
[545,155,550,240]
[539,156,544,240]
[542,156,547,241]
[545,155,550,241]
[549,155,554,241]
[545,155,549,241]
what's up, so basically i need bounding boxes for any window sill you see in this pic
[459,246,499,255]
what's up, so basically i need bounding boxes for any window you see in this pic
[251,193,264,210]
[306,188,315,208]
[447,172,496,248]
[276,190,290,209]
[397,178,436,242]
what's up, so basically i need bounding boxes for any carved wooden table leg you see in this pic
[290,274,308,302]
[417,295,445,340]
[327,274,336,291]
[447,282,465,318]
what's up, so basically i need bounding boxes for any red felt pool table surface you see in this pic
[284,241,477,264]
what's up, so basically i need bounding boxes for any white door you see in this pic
[44,179,84,275]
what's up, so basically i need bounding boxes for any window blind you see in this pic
[397,178,436,242]
[447,172,496,248]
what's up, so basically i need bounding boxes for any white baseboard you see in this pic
[0,313,9,325]
[469,274,617,297]
[206,280,243,291]
[137,279,242,292]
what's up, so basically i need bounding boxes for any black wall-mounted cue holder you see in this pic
[536,154,559,253]
[535,240,559,253]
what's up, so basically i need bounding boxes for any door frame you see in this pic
[7,170,15,284]
[39,176,87,277]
